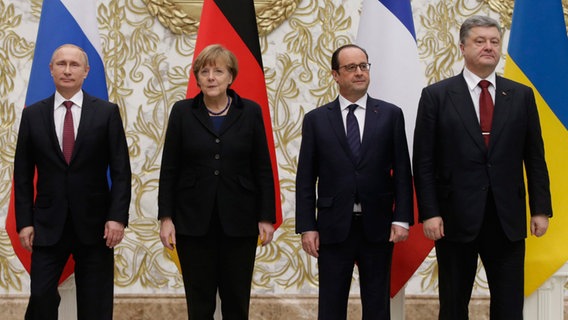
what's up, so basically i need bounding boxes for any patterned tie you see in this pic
[62,101,75,164]
[478,80,494,146]
[346,104,361,159]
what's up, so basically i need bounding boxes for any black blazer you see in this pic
[14,92,131,246]
[295,96,414,244]
[413,74,552,242]
[158,90,275,237]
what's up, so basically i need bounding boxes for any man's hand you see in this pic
[423,216,444,241]
[530,215,549,237]
[159,218,176,250]
[301,231,320,258]
[19,226,35,252]
[104,220,125,248]
[389,224,409,243]
[258,221,275,246]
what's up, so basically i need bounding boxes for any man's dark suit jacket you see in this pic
[14,92,131,246]
[295,96,414,244]
[158,90,276,236]
[413,74,552,243]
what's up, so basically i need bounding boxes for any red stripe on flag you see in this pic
[7,178,74,284]
[187,0,282,228]
[390,190,433,296]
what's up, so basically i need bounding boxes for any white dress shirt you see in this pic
[462,67,496,123]
[54,90,83,151]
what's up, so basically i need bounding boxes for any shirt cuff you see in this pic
[392,221,409,229]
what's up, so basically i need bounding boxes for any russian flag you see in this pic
[503,0,568,296]
[6,0,108,284]
[356,0,431,297]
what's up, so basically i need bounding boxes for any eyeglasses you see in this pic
[338,63,371,72]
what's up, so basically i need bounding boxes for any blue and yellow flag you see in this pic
[504,0,568,296]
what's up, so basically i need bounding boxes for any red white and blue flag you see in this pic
[6,0,108,284]
[356,0,431,297]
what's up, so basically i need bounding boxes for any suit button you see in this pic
[487,163,492,168]
[214,154,220,160]
[215,138,221,143]
[214,170,220,175]
[482,186,488,191]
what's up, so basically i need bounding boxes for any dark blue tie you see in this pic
[346,104,361,159]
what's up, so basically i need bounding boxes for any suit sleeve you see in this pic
[392,107,414,225]
[413,87,441,221]
[107,104,132,225]
[523,88,553,217]
[14,108,36,231]
[158,103,183,220]
[295,112,318,233]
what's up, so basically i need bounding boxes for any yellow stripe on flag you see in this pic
[504,59,568,296]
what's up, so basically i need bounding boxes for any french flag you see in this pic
[356,0,431,297]
[6,0,108,284]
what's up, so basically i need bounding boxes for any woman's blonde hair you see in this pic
[192,44,239,83]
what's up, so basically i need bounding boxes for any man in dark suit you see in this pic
[296,44,413,320]
[413,16,552,320]
[14,44,131,320]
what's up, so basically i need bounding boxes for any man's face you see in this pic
[50,46,89,97]
[460,26,502,76]
[332,47,370,101]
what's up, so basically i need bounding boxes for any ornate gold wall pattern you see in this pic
[0,0,35,292]
[1,0,567,298]
[144,0,301,36]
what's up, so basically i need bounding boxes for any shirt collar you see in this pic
[54,90,84,110]
[339,94,368,111]
[462,67,496,91]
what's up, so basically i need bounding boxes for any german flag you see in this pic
[187,0,282,229]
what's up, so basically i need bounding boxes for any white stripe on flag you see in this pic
[356,0,424,152]
[61,0,104,57]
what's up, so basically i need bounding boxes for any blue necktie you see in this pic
[346,104,361,159]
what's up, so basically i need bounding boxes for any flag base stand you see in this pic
[214,291,221,319]
[523,262,568,320]
[58,275,76,319]
[391,287,405,319]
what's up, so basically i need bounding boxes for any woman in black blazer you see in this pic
[158,44,276,319]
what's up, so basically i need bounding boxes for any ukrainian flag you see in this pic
[503,0,568,296]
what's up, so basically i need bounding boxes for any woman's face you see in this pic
[196,60,233,99]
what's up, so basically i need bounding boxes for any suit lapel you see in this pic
[191,102,217,136]
[72,93,96,163]
[361,97,380,159]
[40,96,66,163]
[489,77,513,152]
[326,100,358,164]
[190,96,243,137]
[218,101,242,136]
[447,76,486,152]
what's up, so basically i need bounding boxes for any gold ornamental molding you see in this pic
[144,0,301,35]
